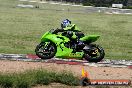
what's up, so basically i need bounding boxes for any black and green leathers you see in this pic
[54,24,84,39]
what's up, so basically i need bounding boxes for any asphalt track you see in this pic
[0,54,132,69]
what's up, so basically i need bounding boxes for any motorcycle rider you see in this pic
[54,19,84,52]
[54,19,84,39]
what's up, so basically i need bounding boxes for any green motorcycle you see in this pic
[35,29,105,62]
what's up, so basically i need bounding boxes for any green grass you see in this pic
[0,0,132,59]
[0,69,79,88]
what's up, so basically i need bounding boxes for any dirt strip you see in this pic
[0,60,132,80]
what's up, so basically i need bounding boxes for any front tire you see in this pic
[35,41,57,59]
[84,44,105,63]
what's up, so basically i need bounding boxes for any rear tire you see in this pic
[35,41,57,59]
[84,44,105,63]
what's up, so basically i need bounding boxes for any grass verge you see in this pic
[0,69,79,88]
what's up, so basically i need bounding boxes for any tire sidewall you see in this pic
[35,41,57,59]
[84,44,105,63]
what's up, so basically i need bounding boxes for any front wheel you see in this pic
[35,41,57,59]
[84,44,105,63]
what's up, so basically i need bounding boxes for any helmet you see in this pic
[61,19,71,28]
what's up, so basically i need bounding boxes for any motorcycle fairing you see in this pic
[41,32,83,59]
[56,43,84,59]
[80,35,100,43]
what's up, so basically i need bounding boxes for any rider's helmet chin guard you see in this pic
[61,19,71,28]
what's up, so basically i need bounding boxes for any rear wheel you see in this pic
[35,41,57,59]
[84,44,105,63]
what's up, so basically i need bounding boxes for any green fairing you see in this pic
[40,31,100,59]
[56,43,83,59]
[80,35,100,43]
[41,32,69,45]
[41,31,83,59]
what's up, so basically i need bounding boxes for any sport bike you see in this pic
[35,29,105,62]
